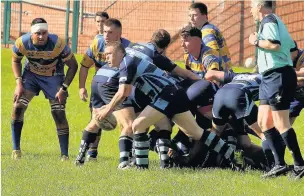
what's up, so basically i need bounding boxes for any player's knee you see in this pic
[132,118,146,134]
[154,118,172,132]
[12,97,30,120]
[120,120,133,136]
[50,103,68,127]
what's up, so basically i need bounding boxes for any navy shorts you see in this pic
[90,80,133,110]
[22,70,64,100]
[212,87,257,125]
[186,79,218,107]
[259,66,297,111]
[150,85,190,118]
[290,99,304,118]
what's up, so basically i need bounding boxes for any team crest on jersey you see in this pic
[97,52,106,62]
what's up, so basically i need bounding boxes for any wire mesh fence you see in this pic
[2,0,304,66]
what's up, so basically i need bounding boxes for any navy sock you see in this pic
[11,120,23,150]
[281,128,304,166]
[57,128,69,156]
[119,136,133,164]
[263,128,286,166]
[261,139,275,168]
[88,128,102,157]
[134,133,149,169]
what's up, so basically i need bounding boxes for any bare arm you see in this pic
[204,70,225,82]
[12,56,24,102]
[257,40,280,51]
[63,55,78,86]
[171,66,200,80]
[79,66,89,89]
[103,84,133,115]
[296,67,304,77]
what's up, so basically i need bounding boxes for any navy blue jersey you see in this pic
[223,71,261,101]
[119,54,178,101]
[126,42,176,72]
[93,66,121,100]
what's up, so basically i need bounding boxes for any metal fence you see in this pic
[2,0,304,66]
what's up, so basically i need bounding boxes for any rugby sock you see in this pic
[88,128,102,157]
[11,120,23,150]
[263,128,286,166]
[281,128,304,166]
[76,131,97,163]
[57,128,69,156]
[261,139,275,168]
[172,130,191,154]
[200,130,235,160]
[119,136,133,164]
[134,133,150,169]
[155,130,171,168]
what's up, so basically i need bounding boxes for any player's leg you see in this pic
[11,70,38,159]
[74,81,105,165]
[289,99,303,125]
[112,106,136,169]
[154,117,172,168]
[39,74,70,160]
[11,90,35,159]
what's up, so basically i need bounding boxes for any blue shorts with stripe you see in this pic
[22,70,64,100]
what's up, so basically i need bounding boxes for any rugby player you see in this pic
[11,18,78,160]
[188,2,233,70]
[94,11,109,37]
[79,18,130,161]
[249,0,304,179]
[92,42,244,170]
[290,42,304,125]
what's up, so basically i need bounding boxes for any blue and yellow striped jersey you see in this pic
[81,36,131,69]
[184,44,222,78]
[201,22,232,69]
[294,49,304,71]
[12,33,73,76]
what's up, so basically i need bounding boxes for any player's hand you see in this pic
[55,88,68,104]
[13,83,24,103]
[95,105,109,121]
[79,88,88,102]
[249,32,258,45]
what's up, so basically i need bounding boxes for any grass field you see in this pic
[1,48,304,195]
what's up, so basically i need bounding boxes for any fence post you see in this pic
[65,0,70,45]
[71,0,80,53]
[4,1,12,45]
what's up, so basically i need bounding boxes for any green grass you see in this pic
[2,48,304,195]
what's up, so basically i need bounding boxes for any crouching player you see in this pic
[91,42,244,170]
[11,18,78,160]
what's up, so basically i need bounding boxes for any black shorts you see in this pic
[150,85,190,118]
[90,80,132,110]
[212,87,257,125]
[259,66,297,111]
[186,80,218,108]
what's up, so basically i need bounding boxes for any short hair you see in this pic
[31,18,47,26]
[180,25,202,39]
[95,11,109,20]
[189,2,208,15]
[106,41,126,54]
[252,0,273,9]
[151,29,171,49]
[290,40,298,52]
[104,18,122,29]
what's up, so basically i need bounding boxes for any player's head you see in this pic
[104,41,126,67]
[189,2,208,29]
[103,18,122,44]
[31,18,48,46]
[250,0,273,22]
[150,29,171,54]
[95,11,109,34]
[180,26,202,54]
[290,40,299,62]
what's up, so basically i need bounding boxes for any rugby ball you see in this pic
[244,57,255,68]
[93,111,117,131]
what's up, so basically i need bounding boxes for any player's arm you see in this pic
[171,66,200,80]
[201,29,220,50]
[79,41,98,101]
[12,39,24,102]
[63,55,78,87]
[204,70,225,82]
[153,54,200,80]
[249,22,281,51]
[102,58,137,116]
